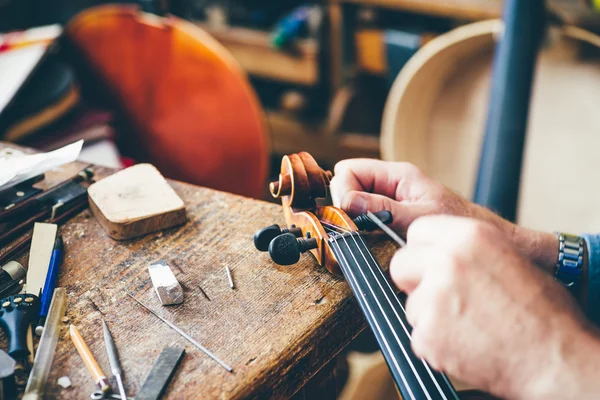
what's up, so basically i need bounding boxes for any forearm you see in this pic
[468,203,559,274]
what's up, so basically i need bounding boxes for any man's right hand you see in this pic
[329,159,559,274]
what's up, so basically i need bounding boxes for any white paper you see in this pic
[0,140,83,190]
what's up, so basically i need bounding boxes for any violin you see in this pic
[254,152,492,400]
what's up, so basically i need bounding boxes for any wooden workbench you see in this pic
[0,146,398,399]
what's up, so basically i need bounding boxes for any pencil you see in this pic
[69,324,110,393]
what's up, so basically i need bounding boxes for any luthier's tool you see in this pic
[366,211,406,247]
[127,294,233,372]
[69,324,111,393]
[0,261,26,299]
[0,168,93,248]
[22,288,67,400]
[225,266,234,290]
[0,261,26,285]
[0,225,54,372]
[102,319,127,400]
[148,260,183,306]
[136,347,184,400]
[35,236,63,335]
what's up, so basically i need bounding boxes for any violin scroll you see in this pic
[255,152,394,273]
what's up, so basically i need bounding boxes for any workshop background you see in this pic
[2,1,600,399]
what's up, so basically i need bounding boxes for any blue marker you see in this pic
[35,235,63,336]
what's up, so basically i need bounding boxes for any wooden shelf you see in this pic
[330,0,503,21]
[267,111,380,165]
[194,22,319,85]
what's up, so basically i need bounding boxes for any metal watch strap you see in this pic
[554,233,584,288]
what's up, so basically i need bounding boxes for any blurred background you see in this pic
[2,1,600,397]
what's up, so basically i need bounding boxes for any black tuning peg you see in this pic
[268,233,318,266]
[254,224,302,252]
[353,210,393,231]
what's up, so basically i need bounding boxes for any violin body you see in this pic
[256,152,494,400]
[65,5,269,198]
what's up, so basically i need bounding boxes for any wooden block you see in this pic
[88,164,186,240]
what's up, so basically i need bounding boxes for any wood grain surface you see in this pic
[0,143,399,399]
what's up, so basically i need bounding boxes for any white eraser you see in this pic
[148,260,184,306]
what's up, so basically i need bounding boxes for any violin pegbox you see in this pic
[254,152,394,274]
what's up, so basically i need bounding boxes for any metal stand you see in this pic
[473,0,546,221]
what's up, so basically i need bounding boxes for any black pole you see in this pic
[473,0,546,222]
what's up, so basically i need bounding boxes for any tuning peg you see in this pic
[353,210,393,231]
[268,233,318,266]
[254,224,303,251]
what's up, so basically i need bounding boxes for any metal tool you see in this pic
[225,266,234,289]
[90,391,132,400]
[366,211,406,247]
[127,294,233,372]
[136,347,184,400]
[0,261,26,298]
[22,288,67,400]
[102,319,127,400]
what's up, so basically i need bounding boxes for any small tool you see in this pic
[0,261,26,298]
[127,294,232,372]
[90,391,131,400]
[0,261,26,285]
[35,236,63,335]
[225,266,234,289]
[69,324,110,393]
[22,288,67,400]
[101,319,127,400]
[136,347,184,400]
[366,211,406,247]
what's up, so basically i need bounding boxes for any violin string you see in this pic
[335,234,435,400]
[348,232,456,399]
[322,214,456,397]
[319,220,352,233]
[329,238,418,400]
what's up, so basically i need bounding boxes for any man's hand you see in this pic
[330,159,558,274]
[391,216,599,399]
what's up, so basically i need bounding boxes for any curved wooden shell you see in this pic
[270,152,353,274]
[66,5,269,198]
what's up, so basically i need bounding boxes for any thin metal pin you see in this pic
[127,294,233,372]
[198,285,211,301]
[225,266,235,289]
[366,211,406,247]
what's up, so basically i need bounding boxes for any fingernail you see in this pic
[346,194,368,215]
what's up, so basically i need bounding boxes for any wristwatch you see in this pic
[554,233,584,288]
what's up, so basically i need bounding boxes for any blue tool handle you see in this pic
[39,247,62,319]
[0,294,40,359]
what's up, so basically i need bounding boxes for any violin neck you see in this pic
[329,231,458,400]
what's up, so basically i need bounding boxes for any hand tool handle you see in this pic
[0,294,40,359]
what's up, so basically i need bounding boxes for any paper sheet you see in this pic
[0,140,83,190]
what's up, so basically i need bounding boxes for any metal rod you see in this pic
[366,211,406,247]
[102,319,127,399]
[127,294,233,373]
[225,266,235,289]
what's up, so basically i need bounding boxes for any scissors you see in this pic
[90,391,133,400]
